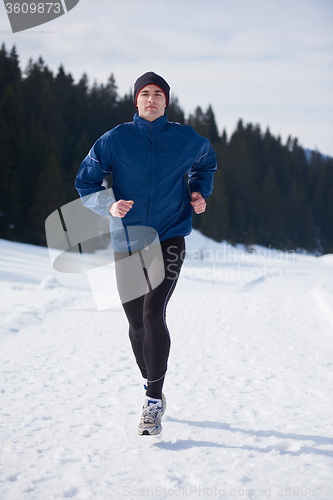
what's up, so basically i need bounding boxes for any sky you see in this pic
[1,0,333,155]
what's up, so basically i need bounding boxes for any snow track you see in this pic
[0,233,332,499]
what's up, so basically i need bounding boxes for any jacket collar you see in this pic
[133,112,168,131]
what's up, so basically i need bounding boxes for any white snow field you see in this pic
[1,231,333,500]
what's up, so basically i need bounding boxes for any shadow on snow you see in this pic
[155,417,333,457]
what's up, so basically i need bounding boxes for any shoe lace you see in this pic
[142,402,161,422]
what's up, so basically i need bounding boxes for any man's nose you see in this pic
[148,94,156,102]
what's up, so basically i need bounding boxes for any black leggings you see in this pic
[115,236,185,399]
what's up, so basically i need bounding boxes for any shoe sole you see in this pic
[138,427,162,436]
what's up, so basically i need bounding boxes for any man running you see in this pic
[75,72,217,435]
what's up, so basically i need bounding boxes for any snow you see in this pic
[0,231,333,499]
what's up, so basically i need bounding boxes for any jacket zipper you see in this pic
[146,123,153,225]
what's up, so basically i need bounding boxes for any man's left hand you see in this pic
[190,192,206,214]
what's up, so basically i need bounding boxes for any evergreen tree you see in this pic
[0,44,21,96]
[258,165,283,247]
[205,105,219,144]
[28,153,66,245]
[284,179,314,249]
[187,106,207,136]
[228,122,261,237]
[166,96,185,124]
[0,111,19,240]
[198,167,229,241]
[117,92,136,124]
[230,196,246,244]
[326,185,333,252]
[187,105,219,143]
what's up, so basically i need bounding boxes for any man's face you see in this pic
[136,84,166,122]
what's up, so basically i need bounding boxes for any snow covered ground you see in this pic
[1,231,333,500]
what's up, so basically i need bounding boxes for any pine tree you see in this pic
[187,106,208,136]
[284,179,314,249]
[166,96,185,124]
[0,44,21,95]
[230,197,246,244]
[117,92,136,124]
[28,153,66,245]
[326,185,333,253]
[228,122,261,237]
[0,111,19,240]
[258,165,283,247]
[187,105,219,143]
[205,105,219,144]
[199,169,229,241]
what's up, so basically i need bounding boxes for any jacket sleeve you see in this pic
[188,135,217,199]
[75,133,116,217]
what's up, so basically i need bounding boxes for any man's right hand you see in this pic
[108,200,134,218]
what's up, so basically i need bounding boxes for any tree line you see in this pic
[1,44,332,253]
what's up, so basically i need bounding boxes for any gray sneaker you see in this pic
[138,399,162,436]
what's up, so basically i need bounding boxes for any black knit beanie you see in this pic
[133,72,170,108]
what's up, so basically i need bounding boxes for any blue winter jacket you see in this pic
[75,113,217,247]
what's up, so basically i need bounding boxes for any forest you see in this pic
[1,44,332,253]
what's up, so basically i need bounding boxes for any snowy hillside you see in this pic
[1,231,333,499]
